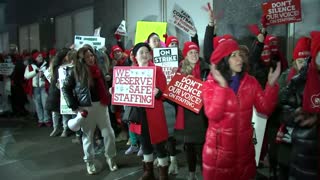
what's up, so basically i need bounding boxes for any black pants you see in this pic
[139,115,167,158]
[166,136,177,156]
[185,142,204,172]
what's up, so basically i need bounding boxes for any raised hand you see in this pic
[210,64,227,87]
[268,62,281,86]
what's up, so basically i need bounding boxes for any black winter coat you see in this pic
[45,67,60,112]
[280,61,319,179]
[62,70,92,111]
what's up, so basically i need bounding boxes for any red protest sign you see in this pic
[262,0,302,26]
[112,66,156,108]
[163,73,203,113]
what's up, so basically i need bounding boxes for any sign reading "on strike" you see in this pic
[262,0,302,26]
[163,73,203,113]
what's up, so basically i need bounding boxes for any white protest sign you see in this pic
[58,64,76,115]
[115,20,127,36]
[74,35,105,50]
[170,4,197,36]
[94,27,101,37]
[0,63,15,76]
[153,48,179,84]
[111,66,156,108]
[43,68,51,83]
[252,107,268,166]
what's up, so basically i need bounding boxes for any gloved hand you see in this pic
[114,34,121,41]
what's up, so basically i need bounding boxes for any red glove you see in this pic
[261,14,268,28]
[114,34,121,41]
[80,110,88,118]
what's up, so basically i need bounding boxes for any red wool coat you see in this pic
[201,73,279,180]
[129,65,168,144]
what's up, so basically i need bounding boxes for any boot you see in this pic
[50,128,60,137]
[139,162,155,180]
[158,165,169,180]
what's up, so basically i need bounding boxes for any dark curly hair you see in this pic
[216,55,247,83]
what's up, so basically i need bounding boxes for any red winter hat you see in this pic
[213,34,233,49]
[110,45,123,59]
[293,37,311,60]
[49,48,57,56]
[182,41,199,58]
[265,35,279,53]
[165,36,179,47]
[32,52,41,60]
[41,51,48,59]
[310,31,320,59]
[210,39,239,65]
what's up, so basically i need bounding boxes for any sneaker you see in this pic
[168,159,179,175]
[137,146,143,156]
[72,136,82,144]
[60,129,68,137]
[115,131,127,142]
[50,128,60,137]
[125,145,139,155]
[106,157,118,171]
[37,122,44,128]
[45,121,52,127]
[126,139,131,146]
[86,162,97,175]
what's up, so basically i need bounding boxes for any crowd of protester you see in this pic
[0,8,319,180]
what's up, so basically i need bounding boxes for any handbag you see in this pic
[122,106,144,124]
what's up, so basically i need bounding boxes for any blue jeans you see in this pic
[33,87,50,123]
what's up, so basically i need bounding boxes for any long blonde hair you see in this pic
[180,58,194,75]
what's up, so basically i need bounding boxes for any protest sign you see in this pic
[43,68,51,83]
[0,63,15,76]
[112,66,156,108]
[58,65,76,115]
[252,107,268,166]
[163,73,203,113]
[153,48,179,84]
[262,0,302,26]
[115,20,127,36]
[74,35,105,50]
[135,21,167,45]
[94,27,101,37]
[169,4,197,36]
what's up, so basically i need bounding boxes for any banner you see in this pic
[170,3,197,36]
[58,65,76,115]
[252,107,268,166]
[135,21,167,45]
[163,73,203,113]
[112,66,156,108]
[74,35,106,50]
[0,63,15,76]
[262,0,302,26]
[115,20,127,36]
[153,48,179,84]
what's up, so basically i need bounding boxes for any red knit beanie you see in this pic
[213,34,234,49]
[49,48,57,56]
[293,36,311,60]
[265,35,279,53]
[182,41,199,58]
[165,36,179,47]
[32,52,41,60]
[110,45,123,59]
[210,39,239,65]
